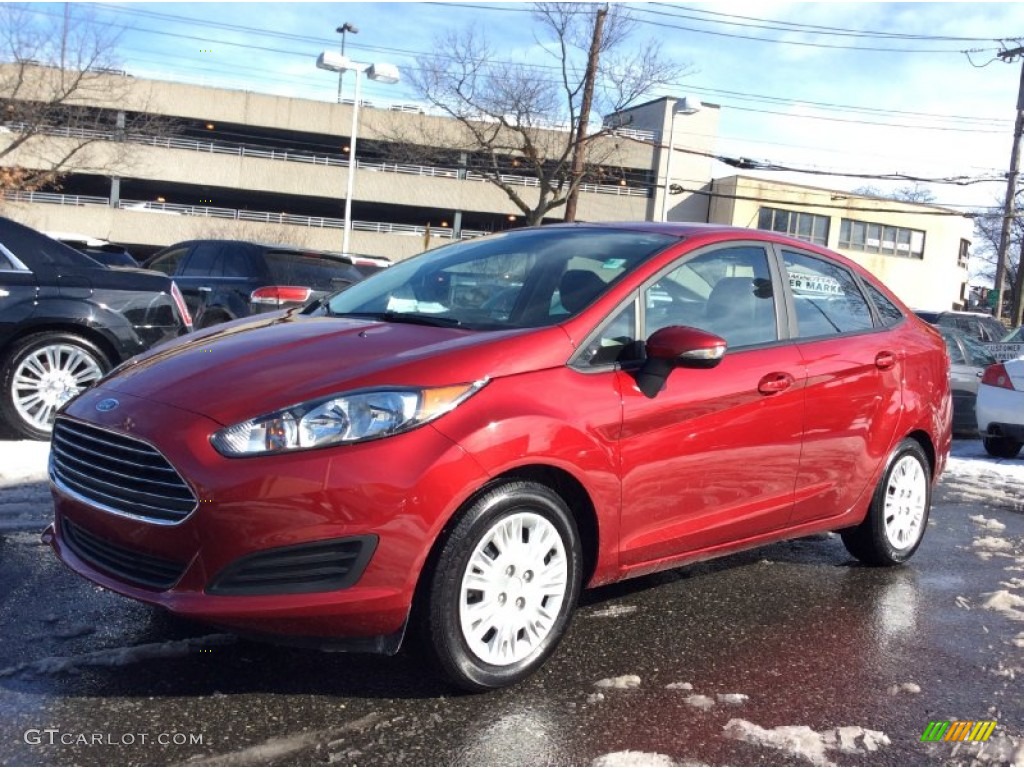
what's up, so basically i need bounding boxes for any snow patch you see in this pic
[956,595,973,610]
[589,605,638,619]
[0,634,236,677]
[982,590,1024,621]
[886,682,921,695]
[587,692,606,704]
[716,693,749,705]
[972,537,1015,552]
[594,674,642,689]
[591,751,681,767]
[723,719,890,767]
[665,682,694,691]
[682,694,715,711]
[969,515,1007,532]
[1012,633,1024,649]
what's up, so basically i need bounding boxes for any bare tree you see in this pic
[972,198,1022,318]
[0,4,169,200]
[850,184,937,204]
[398,3,688,226]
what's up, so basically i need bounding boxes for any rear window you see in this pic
[265,251,363,290]
[0,219,104,271]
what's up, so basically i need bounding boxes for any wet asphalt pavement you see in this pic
[0,481,1022,767]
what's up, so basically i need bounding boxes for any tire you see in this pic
[0,332,111,441]
[421,481,583,692]
[840,439,931,567]
[983,436,1022,459]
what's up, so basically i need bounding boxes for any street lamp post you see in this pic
[335,23,358,104]
[317,52,400,256]
[660,97,702,222]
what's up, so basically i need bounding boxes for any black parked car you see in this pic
[143,240,388,329]
[0,216,191,440]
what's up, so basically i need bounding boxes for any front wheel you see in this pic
[841,439,931,566]
[422,481,583,692]
[0,332,111,440]
[983,436,1022,459]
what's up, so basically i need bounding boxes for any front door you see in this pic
[615,244,806,570]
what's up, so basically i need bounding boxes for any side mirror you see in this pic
[636,326,727,398]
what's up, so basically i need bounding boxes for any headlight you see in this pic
[211,381,486,456]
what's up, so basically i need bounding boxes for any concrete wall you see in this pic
[709,176,972,310]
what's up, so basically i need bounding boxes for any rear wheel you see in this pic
[422,481,583,691]
[983,436,1022,459]
[841,439,931,566]
[0,332,110,440]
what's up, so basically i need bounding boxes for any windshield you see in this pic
[311,227,678,330]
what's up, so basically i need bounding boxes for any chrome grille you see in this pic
[62,518,186,590]
[51,418,197,524]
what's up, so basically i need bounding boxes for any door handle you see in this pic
[758,372,794,395]
[197,286,213,293]
[875,351,897,370]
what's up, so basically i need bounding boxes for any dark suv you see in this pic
[914,310,1007,343]
[0,216,191,440]
[144,240,388,329]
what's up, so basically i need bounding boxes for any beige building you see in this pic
[707,176,972,311]
[1,67,969,309]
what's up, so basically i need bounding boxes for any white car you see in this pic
[976,357,1024,458]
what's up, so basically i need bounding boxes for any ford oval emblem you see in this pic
[95,398,120,413]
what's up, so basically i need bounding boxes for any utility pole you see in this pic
[995,47,1024,325]
[563,4,608,223]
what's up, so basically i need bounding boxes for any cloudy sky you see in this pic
[19,1,1024,213]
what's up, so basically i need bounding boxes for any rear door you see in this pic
[781,248,903,526]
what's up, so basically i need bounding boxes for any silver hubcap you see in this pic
[459,511,568,667]
[12,343,103,431]
[883,455,927,550]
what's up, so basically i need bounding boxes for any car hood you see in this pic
[101,312,574,426]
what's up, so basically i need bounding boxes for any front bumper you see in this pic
[47,385,489,642]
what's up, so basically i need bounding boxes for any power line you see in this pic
[674,186,976,217]
[425,2,1004,54]
[48,3,1012,132]
[653,2,1017,43]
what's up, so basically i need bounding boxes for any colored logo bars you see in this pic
[921,721,997,743]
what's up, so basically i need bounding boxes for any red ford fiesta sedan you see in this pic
[44,223,951,691]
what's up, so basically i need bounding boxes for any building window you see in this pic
[838,218,925,259]
[757,207,830,246]
[958,239,970,269]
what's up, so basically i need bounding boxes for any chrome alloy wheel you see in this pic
[12,343,104,431]
[882,454,927,550]
[458,511,569,666]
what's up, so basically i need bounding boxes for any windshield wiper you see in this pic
[330,310,463,327]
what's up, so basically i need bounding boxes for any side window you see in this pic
[645,245,778,349]
[148,247,190,276]
[220,249,252,279]
[0,249,14,270]
[182,243,224,276]
[575,301,639,368]
[863,283,904,327]
[783,250,873,338]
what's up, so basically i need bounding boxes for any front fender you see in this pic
[430,367,624,583]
